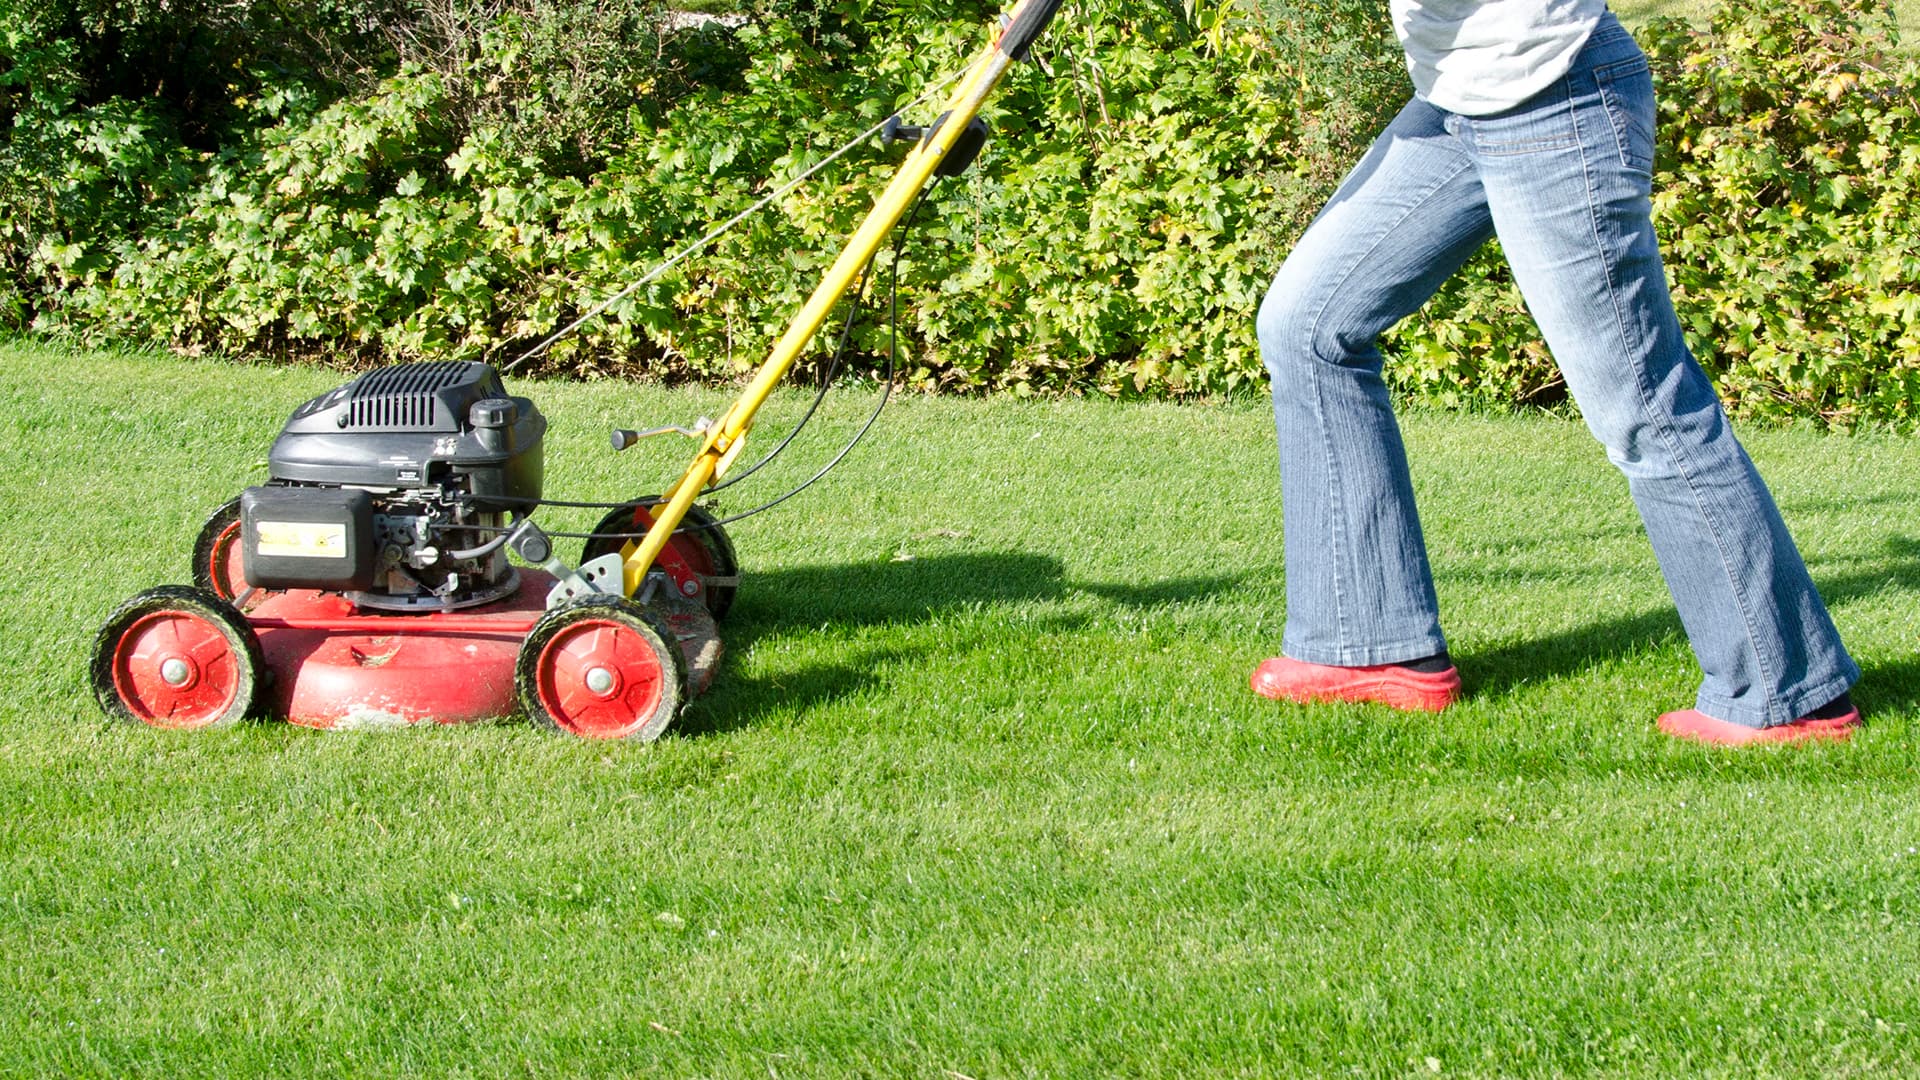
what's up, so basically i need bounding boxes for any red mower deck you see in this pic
[243,572,720,731]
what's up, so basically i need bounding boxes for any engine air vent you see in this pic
[345,362,473,430]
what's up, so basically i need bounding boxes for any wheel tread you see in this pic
[515,594,689,741]
[89,585,263,730]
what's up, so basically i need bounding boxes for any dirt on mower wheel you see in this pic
[90,585,264,730]
[516,595,688,741]
[581,502,739,620]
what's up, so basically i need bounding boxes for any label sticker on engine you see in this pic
[255,521,347,559]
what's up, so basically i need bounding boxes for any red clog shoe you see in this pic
[1250,656,1462,713]
[1657,707,1860,746]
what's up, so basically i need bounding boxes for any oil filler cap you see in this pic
[471,398,519,452]
[470,398,518,428]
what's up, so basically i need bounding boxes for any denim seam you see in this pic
[1295,153,1475,662]
[1299,340,1349,652]
[1568,73,1786,726]
[1468,97,1579,156]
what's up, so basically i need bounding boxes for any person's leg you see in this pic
[1467,14,1858,730]
[1255,98,1495,682]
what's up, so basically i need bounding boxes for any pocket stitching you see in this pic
[1594,60,1655,175]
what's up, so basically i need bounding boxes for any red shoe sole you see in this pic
[1657,707,1860,745]
[1250,656,1461,713]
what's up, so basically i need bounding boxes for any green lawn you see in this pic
[4,345,1919,1076]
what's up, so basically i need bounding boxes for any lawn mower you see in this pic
[88,0,1065,739]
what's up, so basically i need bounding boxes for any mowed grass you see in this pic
[3,344,1919,1076]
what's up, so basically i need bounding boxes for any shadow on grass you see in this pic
[1461,535,1920,708]
[1777,490,1920,519]
[680,551,1246,735]
[678,532,1915,735]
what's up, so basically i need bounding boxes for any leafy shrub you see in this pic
[0,0,750,334]
[900,0,1405,395]
[1386,0,1920,428]
[0,9,190,328]
[21,0,1920,427]
[46,0,1410,394]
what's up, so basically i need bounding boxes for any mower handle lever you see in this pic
[611,418,713,451]
[881,112,990,177]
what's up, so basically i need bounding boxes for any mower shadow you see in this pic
[675,534,1919,733]
[1458,535,1920,711]
[677,550,1245,736]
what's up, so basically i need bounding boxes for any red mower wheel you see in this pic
[90,586,263,730]
[191,498,248,602]
[581,502,739,620]
[516,595,687,741]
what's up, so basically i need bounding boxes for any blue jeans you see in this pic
[1256,14,1857,728]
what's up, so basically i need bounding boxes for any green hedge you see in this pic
[21,0,1404,395]
[8,0,1920,425]
[1387,0,1920,427]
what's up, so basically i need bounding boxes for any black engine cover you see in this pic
[267,361,545,505]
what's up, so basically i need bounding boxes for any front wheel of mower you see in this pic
[581,502,739,620]
[516,595,688,741]
[90,585,263,730]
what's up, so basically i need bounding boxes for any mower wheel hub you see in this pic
[159,657,194,687]
[585,666,618,696]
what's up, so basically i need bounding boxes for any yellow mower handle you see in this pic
[617,0,1067,598]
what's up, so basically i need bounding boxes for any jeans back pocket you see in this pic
[1594,57,1656,176]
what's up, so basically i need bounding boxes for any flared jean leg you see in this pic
[1257,98,1496,666]
[1468,18,1857,725]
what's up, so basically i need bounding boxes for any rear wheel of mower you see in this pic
[191,498,247,602]
[516,595,688,741]
[581,502,739,620]
[90,585,263,730]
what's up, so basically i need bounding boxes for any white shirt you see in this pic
[1390,0,1608,115]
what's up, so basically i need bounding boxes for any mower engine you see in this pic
[241,361,546,611]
